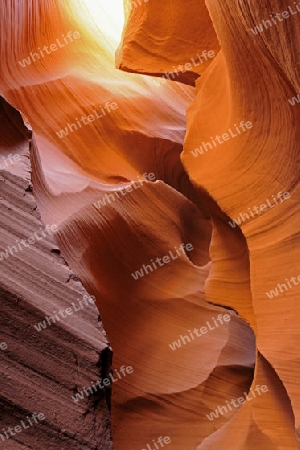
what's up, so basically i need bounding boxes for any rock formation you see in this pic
[0,0,299,449]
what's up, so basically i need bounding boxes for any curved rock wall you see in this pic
[0,0,299,449]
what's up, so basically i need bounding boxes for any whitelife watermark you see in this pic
[93,173,156,210]
[141,436,171,450]
[266,274,300,298]
[206,385,269,421]
[56,101,119,139]
[250,3,300,35]
[33,294,96,332]
[228,191,290,228]
[18,31,81,67]
[131,0,149,9]
[191,121,253,157]
[155,50,215,86]
[0,342,7,351]
[131,243,193,280]
[169,314,231,351]
[0,153,20,170]
[72,365,133,402]
[0,224,58,262]
[0,413,45,442]
[288,93,300,106]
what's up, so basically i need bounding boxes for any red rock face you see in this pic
[0,98,113,449]
[116,0,220,85]
[0,0,299,449]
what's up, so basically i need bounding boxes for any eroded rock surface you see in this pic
[0,0,299,449]
[0,99,113,449]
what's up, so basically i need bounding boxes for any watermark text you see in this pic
[206,385,268,421]
[191,121,253,158]
[169,314,231,350]
[18,31,80,67]
[131,243,193,280]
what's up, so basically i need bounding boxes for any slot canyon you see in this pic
[0,0,299,449]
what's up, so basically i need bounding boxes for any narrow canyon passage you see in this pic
[0,1,299,449]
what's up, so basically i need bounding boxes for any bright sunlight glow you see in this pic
[81,0,125,43]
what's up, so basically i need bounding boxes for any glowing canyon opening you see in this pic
[0,1,299,449]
